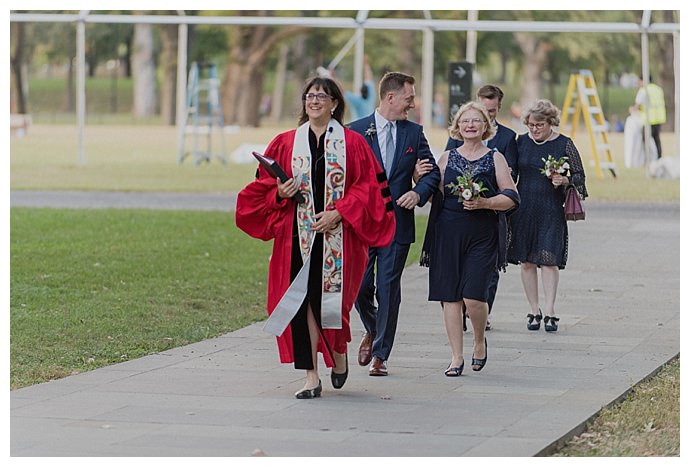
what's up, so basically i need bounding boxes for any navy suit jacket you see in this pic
[445,121,519,180]
[349,114,440,245]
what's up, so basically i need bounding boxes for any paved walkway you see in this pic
[10,192,680,456]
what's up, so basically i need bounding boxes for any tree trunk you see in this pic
[513,32,551,109]
[290,36,310,117]
[270,44,289,122]
[10,22,27,114]
[221,22,307,127]
[132,23,157,117]
[399,30,416,75]
[498,48,508,85]
[159,24,178,125]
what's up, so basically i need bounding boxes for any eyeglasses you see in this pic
[459,118,485,125]
[304,93,332,102]
[527,122,547,130]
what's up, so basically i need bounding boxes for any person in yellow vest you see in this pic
[634,76,666,158]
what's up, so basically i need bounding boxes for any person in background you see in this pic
[421,101,519,376]
[349,71,440,377]
[235,76,395,399]
[421,84,518,331]
[507,99,588,333]
[633,76,666,158]
[433,91,448,128]
[343,55,376,121]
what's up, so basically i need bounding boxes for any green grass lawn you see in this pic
[8,206,426,390]
[10,208,270,389]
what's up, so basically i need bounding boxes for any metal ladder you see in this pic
[178,62,227,165]
[561,69,616,178]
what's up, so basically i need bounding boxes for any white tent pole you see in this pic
[76,10,88,165]
[673,30,679,156]
[466,10,478,65]
[352,10,369,90]
[640,10,652,166]
[327,30,360,70]
[353,29,364,91]
[176,11,188,163]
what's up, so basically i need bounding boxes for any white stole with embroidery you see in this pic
[263,120,346,336]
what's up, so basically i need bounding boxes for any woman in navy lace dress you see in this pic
[507,99,588,332]
[421,101,519,376]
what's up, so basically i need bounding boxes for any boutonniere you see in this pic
[365,122,376,139]
[405,146,414,154]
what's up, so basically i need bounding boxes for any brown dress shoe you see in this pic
[369,357,388,376]
[358,333,374,366]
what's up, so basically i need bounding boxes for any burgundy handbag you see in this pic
[564,185,585,221]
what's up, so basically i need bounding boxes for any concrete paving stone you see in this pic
[461,435,549,457]
[116,424,361,457]
[11,417,168,456]
[10,195,679,456]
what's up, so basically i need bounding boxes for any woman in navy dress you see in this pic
[507,99,588,332]
[421,101,518,376]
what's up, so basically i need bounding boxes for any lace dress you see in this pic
[428,148,500,303]
[507,133,587,269]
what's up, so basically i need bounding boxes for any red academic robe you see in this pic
[235,127,395,367]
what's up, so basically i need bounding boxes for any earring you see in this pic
[330,108,335,115]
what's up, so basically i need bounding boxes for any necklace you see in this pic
[531,130,554,145]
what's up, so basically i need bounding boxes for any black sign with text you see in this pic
[448,61,473,123]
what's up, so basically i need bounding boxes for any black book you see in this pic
[252,151,305,204]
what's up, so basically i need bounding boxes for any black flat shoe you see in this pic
[330,353,348,389]
[472,338,488,372]
[444,360,464,377]
[295,379,322,399]
[527,310,542,331]
[544,315,560,332]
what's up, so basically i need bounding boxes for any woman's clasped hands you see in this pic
[549,173,569,188]
[463,196,490,211]
[312,210,342,233]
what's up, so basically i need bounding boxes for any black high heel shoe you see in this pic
[462,304,468,332]
[471,338,488,372]
[444,360,464,377]
[527,309,543,331]
[544,315,560,332]
[330,353,348,389]
[295,379,322,399]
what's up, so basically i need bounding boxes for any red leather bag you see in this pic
[564,185,585,221]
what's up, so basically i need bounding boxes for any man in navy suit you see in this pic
[445,84,519,330]
[349,72,440,376]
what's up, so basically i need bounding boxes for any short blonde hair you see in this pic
[448,101,496,141]
[522,99,561,127]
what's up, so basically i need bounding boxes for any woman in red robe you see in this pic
[236,76,395,399]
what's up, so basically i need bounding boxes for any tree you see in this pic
[10,21,28,114]
[512,30,552,107]
[159,23,179,125]
[132,21,157,117]
[221,11,307,127]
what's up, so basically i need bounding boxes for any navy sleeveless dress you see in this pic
[428,148,500,303]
